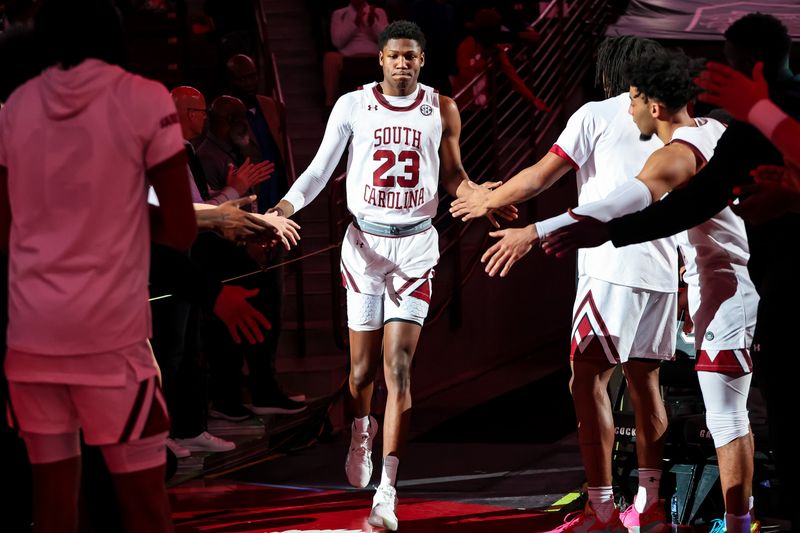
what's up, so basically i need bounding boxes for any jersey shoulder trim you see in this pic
[550,144,579,170]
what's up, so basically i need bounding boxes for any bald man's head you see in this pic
[226,53,259,97]
[171,86,207,140]
[208,95,249,143]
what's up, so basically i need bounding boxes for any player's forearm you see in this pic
[536,179,652,238]
[194,205,233,232]
[610,124,759,247]
[280,166,329,214]
[608,182,719,247]
[484,167,551,209]
[281,99,351,213]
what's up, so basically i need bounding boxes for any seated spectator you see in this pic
[152,86,293,458]
[173,85,274,206]
[323,0,388,107]
[225,54,289,213]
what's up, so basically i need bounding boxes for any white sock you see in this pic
[588,486,615,523]
[635,468,661,512]
[353,415,370,434]
[725,511,751,533]
[380,455,399,487]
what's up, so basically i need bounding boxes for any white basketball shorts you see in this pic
[571,275,677,364]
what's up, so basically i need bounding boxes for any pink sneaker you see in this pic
[619,499,668,533]
[547,502,625,533]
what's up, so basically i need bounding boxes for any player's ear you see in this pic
[649,101,660,118]
[419,51,425,68]
[379,50,384,67]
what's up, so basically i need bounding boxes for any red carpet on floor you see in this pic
[170,480,560,532]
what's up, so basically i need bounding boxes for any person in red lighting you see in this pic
[0,1,196,531]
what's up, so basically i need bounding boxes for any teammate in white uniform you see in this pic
[540,49,759,533]
[451,36,679,532]
[270,21,514,530]
[0,2,197,532]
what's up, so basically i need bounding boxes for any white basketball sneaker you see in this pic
[368,484,399,531]
[345,415,378,488]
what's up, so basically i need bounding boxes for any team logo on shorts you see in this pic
[705,331,715,341]
[420,104,433,116]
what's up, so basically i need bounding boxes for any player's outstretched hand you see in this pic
[451,180,518,227]
[451,180,493,221]
[250,211,301,250]
[216,195,274,242]
[481,225,538,277]
[541,211,609,258]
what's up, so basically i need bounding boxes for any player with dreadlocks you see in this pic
[450,35,679,532]
[538,47,761,533]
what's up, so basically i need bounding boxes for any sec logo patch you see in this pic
[420,104,432,116]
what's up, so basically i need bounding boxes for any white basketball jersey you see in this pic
[553,93,678,292]
[345,82,442,225]
[671,118,757,351]
[671,118,751,286]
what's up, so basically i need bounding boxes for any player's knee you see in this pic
[349,361,375,390]
[705,410,750,448]
[385,358,412,393]
[21,431,80,464]
[101,433,167,474]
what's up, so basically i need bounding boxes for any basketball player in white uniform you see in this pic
[539,49,759,533]
[270,21,514,530]
[450,36,677,532]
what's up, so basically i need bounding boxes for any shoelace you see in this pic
[557,510,591,528]
[351,433,371,454]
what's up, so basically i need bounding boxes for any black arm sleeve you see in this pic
[608,120,785,247]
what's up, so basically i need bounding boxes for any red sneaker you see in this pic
[546,502,626,533]
[619,499,668,533]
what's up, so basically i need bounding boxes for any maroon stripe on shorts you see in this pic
[140,386,170,439]
[119,379,149,443]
